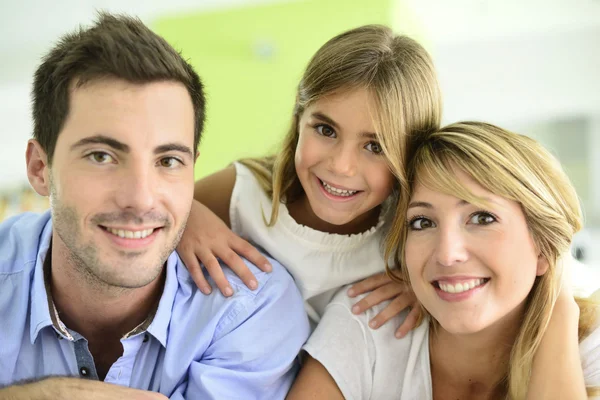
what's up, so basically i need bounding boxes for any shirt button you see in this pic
[80,367,90,377]
[143,334,149,343]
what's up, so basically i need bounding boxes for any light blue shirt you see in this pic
[0,211,310,399]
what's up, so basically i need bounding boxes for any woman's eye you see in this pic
[409,217,435,230]
[315,124,336,137]
[159,157,182,168]
[365,141,383,154]
[88,152,114,164]
[469,212,497,225]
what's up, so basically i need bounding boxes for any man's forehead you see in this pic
[58,80,195,153]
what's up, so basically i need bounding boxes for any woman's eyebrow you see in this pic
[407,201,432,210]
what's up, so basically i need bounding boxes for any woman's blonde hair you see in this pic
[385,121,599,399]
[240,24,442,225]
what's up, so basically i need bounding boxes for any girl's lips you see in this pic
[316,177,362,202]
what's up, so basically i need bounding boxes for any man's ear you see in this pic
[26,140,50,197]
[194,150,200,164]
[536,253,550,276]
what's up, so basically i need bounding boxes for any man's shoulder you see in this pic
[0,211,50,274]
[172,252,303,317]
[166,253,308,346]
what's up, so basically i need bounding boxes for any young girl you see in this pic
[289,122,600,399]
[176,24,442,332]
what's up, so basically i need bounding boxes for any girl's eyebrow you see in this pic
[311,112,377,139]
[311,112,339,129]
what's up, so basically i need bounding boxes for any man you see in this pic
[0,12,309,399]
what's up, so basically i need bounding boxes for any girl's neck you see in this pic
[429,305,525,399]
[287,194,381,235]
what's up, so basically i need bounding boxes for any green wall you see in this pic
[154,0,422,178]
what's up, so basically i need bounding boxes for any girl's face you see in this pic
[404,168,549,335]
[294,88,394,230]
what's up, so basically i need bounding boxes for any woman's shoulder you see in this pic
[303,286,432,399]
[580,302,600,387]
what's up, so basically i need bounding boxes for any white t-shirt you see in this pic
[304,286,600,400]
[229,162,388,325]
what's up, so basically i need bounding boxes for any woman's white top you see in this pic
[229,162,388,326]
[304,286,600,400]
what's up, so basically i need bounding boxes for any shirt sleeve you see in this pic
[302,287,376,400]
[171,263,310,400]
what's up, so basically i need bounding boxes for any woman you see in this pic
[289,122,600,399]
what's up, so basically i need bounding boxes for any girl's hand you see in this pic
[347,272,420,338]
[177,200,272,296]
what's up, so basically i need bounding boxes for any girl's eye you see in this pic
[365,141,383,154]
[88,152,114,164]
[159,157,182,168]
[408,216,436,230]
[469,212,497,225]
[315,124,336,138]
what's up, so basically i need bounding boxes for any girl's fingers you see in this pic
[218,247,259,291]
[347,272,391,297]
[184,251,212,295]
[367,292,414,329]
[231,237,272,273]
[395,304,422,338]
[200,249,234,297]
[351,282,403,315]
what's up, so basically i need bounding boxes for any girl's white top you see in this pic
[229,162,388,326]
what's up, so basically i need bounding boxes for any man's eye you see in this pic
[88,152,114,164]
[408,217,435,230]
[365,141,383,154]
[469,212,497,225]
[159,157,182,168]
[315,124,336,137]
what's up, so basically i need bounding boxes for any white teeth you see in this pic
[321,180,358,197]
[438,278,486,294]
[107,228,154,239]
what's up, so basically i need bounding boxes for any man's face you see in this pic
[46,79,196,289]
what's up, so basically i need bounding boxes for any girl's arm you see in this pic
[178,165,271,296]
[286,356,345,400]
[527,257,588,400]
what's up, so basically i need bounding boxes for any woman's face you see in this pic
[404,168,549,335]
[294,88,394,229]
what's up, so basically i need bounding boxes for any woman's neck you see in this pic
[287,194,381,235]
[429,305,525,399]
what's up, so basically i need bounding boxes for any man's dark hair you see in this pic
[32,11,205,164]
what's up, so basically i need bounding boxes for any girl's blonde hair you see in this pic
[385,121,599,399]
[240,24,442,225]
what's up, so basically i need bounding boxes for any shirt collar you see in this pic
[145,252,181,347]
[29,212,55,344]
[29,212,182,347]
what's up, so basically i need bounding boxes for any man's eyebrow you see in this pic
[70,135,129,152]
[155,143,194,159]
[312,112,378,139]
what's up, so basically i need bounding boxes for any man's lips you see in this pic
[99,225,162,239]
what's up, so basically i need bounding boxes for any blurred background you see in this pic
[0,0,599,275]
